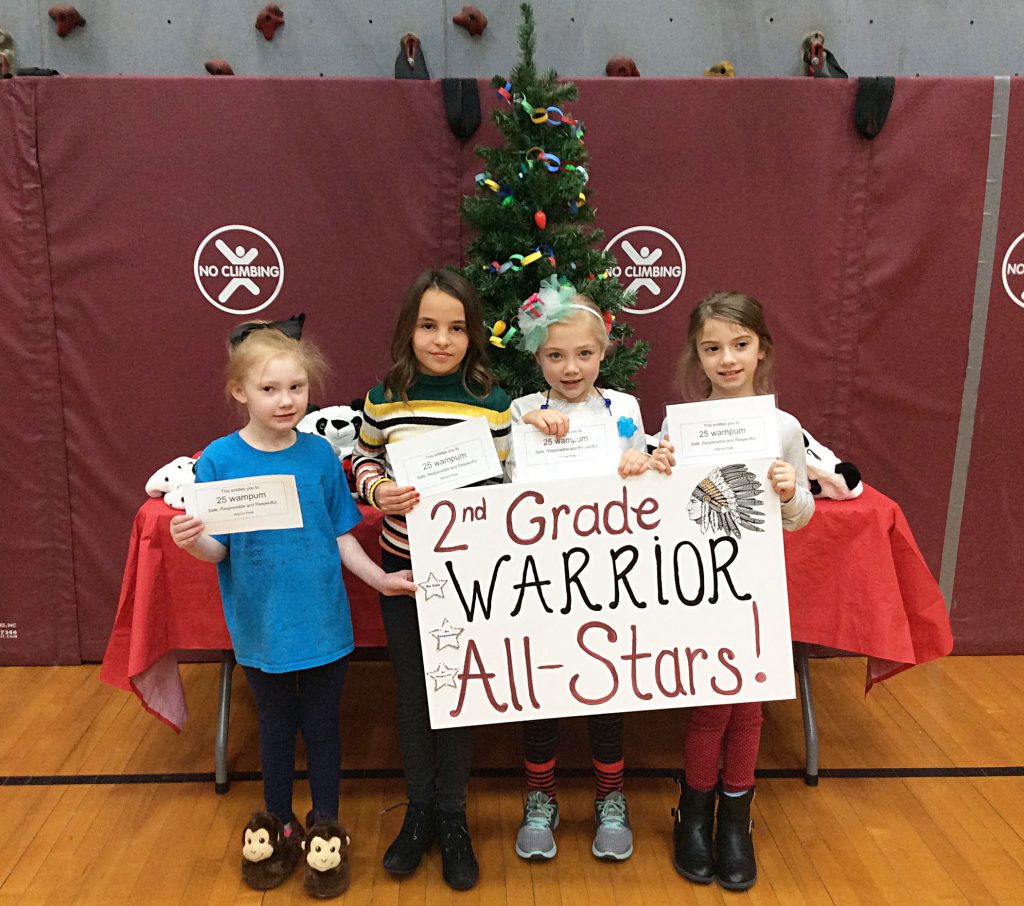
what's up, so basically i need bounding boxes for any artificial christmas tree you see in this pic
[460,2,648,402]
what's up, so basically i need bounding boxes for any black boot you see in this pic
[671,779,716,884]
[436,808,479,890]
[715,786,757,891]
[383,801,435,876]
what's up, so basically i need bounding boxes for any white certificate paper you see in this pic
[183,474,303,535]
[387,416,501,495]
[511,419,620,483]
[665,395,780,465]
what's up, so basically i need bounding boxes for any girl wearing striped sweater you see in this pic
[352,269,510,891]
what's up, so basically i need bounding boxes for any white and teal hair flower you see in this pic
[515,275,579,353]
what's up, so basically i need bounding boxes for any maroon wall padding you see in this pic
[847,80,994,575]
[0,82,80,664]
[555,78,992,579]
[31,78,462,660]
[950,77,1024,653]
[0,76,1017,662]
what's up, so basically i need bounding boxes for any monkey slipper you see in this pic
[240,811,304,890]
[302,811,352,898]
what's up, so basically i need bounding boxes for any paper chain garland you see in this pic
[481,76,610,344]
[477,81,589,220]
[476,170,587,217]
[483,245,556,275]
[525,146,589,183]
[496,81,585,140]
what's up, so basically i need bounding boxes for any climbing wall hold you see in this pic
[48,5,86,38]
[453,6,487,37]
[255,4,284,41]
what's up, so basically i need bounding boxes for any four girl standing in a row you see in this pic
[174,270,812,896]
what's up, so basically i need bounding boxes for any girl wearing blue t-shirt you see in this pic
[171,319,416,893]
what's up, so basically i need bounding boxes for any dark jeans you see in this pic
[381,549,473,812]
[242,655,349,823]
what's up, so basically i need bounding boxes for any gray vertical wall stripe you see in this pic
[939,76,1010,612]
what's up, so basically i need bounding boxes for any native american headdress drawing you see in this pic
[687,464,765,538]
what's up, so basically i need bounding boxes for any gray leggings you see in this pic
[381,549,473,812]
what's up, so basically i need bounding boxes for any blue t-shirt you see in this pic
[195,431,362,672]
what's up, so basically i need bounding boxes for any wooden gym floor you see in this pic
[1,655,1022,905]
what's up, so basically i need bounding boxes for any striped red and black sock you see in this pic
[593,757,624,800]
[524,756,557,801]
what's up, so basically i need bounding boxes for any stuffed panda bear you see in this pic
[803,429,863,500]
[297,400,364,462]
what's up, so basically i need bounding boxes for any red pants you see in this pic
[684,701,763,793]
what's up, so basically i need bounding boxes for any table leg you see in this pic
[793,642,819,786]
[215,650,235,794]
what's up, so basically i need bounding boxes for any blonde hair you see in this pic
[225,323,329,405]
[677,291,775,400]
[537,294,610,352]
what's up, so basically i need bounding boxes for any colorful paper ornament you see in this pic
[569,193,587,215]
[475,172,516,206]
[489,320,517,348]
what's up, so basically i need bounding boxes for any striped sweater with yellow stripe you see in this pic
[353,370,511,559]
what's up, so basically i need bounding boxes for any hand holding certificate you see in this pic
[182,474,303,534]
[386,416,502,497]
[664,395,780,466]
[511,418,620,483]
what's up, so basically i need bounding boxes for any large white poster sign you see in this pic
[406,464,795,729]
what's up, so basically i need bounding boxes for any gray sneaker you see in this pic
[515,790,559,860]
[593,790,633,860]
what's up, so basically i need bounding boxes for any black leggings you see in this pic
[242,656,349,823]
[523,713,624,764]
[380,549,473,812]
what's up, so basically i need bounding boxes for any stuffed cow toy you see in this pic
[803,429,863,500]
[145,455,198,510]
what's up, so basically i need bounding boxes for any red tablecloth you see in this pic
[102,484,952,730]
[100,498,385,731]
[783,484,953,690]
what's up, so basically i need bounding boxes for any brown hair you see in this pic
[383,269,495,402]
[677,291,775,400]
[225,324,329,406]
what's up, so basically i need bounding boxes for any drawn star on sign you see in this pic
[426,662,459,691]
[418,572,449,600]
[429,617,464,651]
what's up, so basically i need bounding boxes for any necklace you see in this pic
[541,387,612,416]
